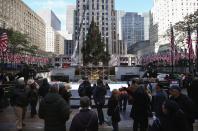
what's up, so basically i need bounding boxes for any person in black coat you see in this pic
[130,85,150,131]
[59,83,72,103]
[152,83,168,118]
[39,78,50,98]
[10,78,29,131]
[39,84,70,131]
[78,76,92,99]
[169,85,195,131]
[107,89,121,131]
[70,96,98,131]
[0,78,4,112]
[93,78,107,125]
[27,79,39,118]
[189,78,198,119]
[161,100,188,131]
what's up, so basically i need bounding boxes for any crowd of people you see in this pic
[0,70,198,131]
[73,75,198,131]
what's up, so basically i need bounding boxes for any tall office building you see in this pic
[38,9,62,53]
[55,31,65,55]
[116,10,126,41]
[121,12,144,48]
[116,11,149,55]
[66,5,76,34]
[116,10,127,55]
[142,12,150,41]
[74,0,117,63]
[0,0,45,50]
[151,0,198,52]
[37,9,61,31]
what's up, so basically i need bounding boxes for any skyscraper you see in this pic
[151,0,198,52]
[37,9,61,31]
[38,9,62,53]
[121,12,144,48]
[66,5,76,34]
[142,12,150,41]
[74,0,117,64]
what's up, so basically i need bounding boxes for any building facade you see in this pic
[55,31,65,55]
[74,0,118,64]
[142,12,150,41]
[38,9,63,53]
[45,26,55,52]
[151,0,198,52]
[64,40,74,56]
[121,12,144,48]
[0,0,46,50]
[66,5,76,34]
[37,9,61,31]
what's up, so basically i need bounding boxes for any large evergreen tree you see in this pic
[81,20,110,66]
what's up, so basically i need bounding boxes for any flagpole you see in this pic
[188,25,191,73]
[196,28,198,74]
[170,25,174,77]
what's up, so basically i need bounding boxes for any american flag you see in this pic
[187,26,194,60]
[0,32,8,52]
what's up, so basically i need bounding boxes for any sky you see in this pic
[22,0,153,31]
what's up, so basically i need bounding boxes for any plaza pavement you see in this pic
[0,86,187,131]
[0,104,133,131]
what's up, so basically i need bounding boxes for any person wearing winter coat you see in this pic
[169,85,195,131]
[39,78,50,98]
[161,100,189,131]
[27,79,39,118]
[78,76,92,99]
[93,78,107,125]
[10,78,29,131]
[107,89,121,131]
[119,87,128,112]
[189,78,198,118]
[70,96,98,131]
[39,84,70,131]
[152,83,168,118]
[59,83,72,103]
[129,84,150,131]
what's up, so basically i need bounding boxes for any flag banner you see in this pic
[187,26,195,60]
[0,32,8,52]
[1,53,49,64]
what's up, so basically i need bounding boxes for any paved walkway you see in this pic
[0,104,134,131]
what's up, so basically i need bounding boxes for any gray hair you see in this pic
[80,96,90,108]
